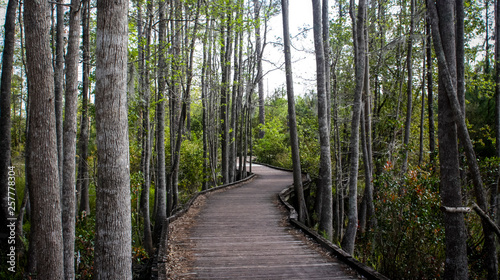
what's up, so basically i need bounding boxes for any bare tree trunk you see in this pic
[54,0,64,189]
[426,4,436,166]
[154,0,167,242]
[255,0,265,139]
[25,0,64,277]
[62,1,80,278]
[495,0,500,228]
[94,0,132,278]
[402,0,415,174]
[282,0,308,224]
[322,0,331,128]
[312,0,333,241]
[419,37,426,166]
[0,0,17,248]
[428,1,468,278]
[341,0,366,255]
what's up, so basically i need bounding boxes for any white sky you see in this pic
[263,0,316,97]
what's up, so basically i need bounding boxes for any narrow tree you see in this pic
[341,0,366,254]
[0,0,18,248]
[94,0,132,278]
[255,0,265,139]
[25,0,64,277]
[62,0,81,278]
[427,1,468,278]
[282,0,308,224]
[54,0,65,186]
[312,0,333,240]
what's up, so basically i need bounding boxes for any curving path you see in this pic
[187,164,357,279]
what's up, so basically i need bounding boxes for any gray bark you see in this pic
[62,1,80,278]
[94,0,132,278]
[341,0,366,255]
[282,0,308,224]
[25,0,64,277]
[312,0,333,241]
[54,0,64,190]
[0,0,17,247]
[255,0,265,139]
[428,1,468,278]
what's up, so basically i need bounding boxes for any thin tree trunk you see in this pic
[428,1,468,278]
[426,4,436,165]
[94,0,132,277]
[78,0,91,214]
[54,0,64,189]
[0,0,17,248]
[419,37,426,166]
[62,1,80,278]
[255,0,265,139]
[282,0,308,224]
[25,0,64,277]
[342,0,366,255]
[495,0,500,228]
[154,0,167,243]
[312,0,333,241]
[402,0,415,174]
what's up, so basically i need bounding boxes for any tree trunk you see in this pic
[401,0,415,174]
[54,0,64,189]
[255,0,265,139]
[94,0,132,278]
[154,0,167,242]
[341,0,366,255]
[428,1,468,278]
[62,1,80,278]
[0,0,17,249]
[495,0,500,228]
[282,0,308,224]
[322,0,331,128]
[78,0,91,215]
[426,3,436,165]
[312,0,333,241]
[25,0,64,277]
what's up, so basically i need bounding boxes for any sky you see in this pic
[263,0,316,97]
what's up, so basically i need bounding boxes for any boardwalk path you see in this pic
[186,164,357,279]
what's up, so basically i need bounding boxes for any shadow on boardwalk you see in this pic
[164,164,360,280]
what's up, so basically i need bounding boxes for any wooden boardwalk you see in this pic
[186,164,358,279]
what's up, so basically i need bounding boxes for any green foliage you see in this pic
[359,164,445,279]
[254,117,290,166]
[179,135,205,202]
[75,213,96,280]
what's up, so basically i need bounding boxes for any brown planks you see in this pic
[188,164,357,279]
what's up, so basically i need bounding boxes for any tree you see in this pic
[341,0,366,255]
[0,0,18,250]
[255,0,265,139]
[54,0,65,187]
[62,0,80,278]
[282,0,308,224]
[312,0,333,241]
[94,0,132,277]
[25,0,64,277]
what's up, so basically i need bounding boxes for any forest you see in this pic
[1,0,500,279]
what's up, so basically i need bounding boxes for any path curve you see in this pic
[187,164,357,279]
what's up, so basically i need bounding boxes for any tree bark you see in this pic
[312,0,333,241]
[154,0,167,242]
[342,0,366,255]
[94,0,132,278]
[0,0,17,248]
[428,1,468,279]
[54,0,65,189]
[25,0,64,277]
[255,0,265,139]
[402,0,415,174]
[282,0,308,224]
[426,3,436,165]
[78,0,91,215]
[62,1,80,278]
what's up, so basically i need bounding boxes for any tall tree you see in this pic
[401,0,415,174]
[78,0,91,214]
[54,0,64,187]
[426,2,436,165]
[282,0,308,224]
[427,1,468,278]
[312,0,333,240]
[154,0,167,241]
[255,0,265,139]
[94,0,132,278]
[25,0,64,277]
[0,0,18,249]
[62,0,81,278]
[342,0,366,255]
